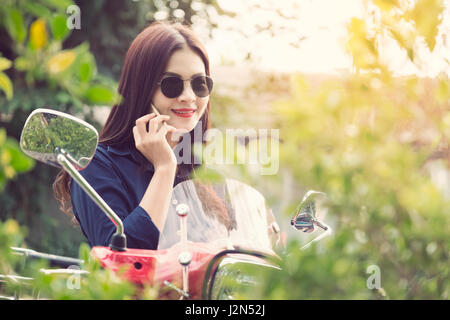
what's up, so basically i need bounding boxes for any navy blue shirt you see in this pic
[70,143,193,250]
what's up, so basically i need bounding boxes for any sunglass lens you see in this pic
[161,77,183,98]
[192,76,213,98]
[160,76,213,98]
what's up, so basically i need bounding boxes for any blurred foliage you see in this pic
[0,0,120,111]
[32,243,139,300]
[0,220,145,300]
[0,56,13,100]
[0,219,26,276]
[0,0,114,258]
[64,0,233,80]
[234,0,449,300]
[0,128,34,191]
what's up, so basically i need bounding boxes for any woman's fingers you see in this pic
[156,123,177,137]
[134,113,176,146]
[133,114,178,168]
[132,125,139,142]
[148,114,170,134]
[135,113,157,136]
[135,113,170,135]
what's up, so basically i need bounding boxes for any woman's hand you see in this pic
[133,113,178,170]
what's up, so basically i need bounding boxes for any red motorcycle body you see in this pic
[91,243,219,299]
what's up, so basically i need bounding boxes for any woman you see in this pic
[53,22,214,249]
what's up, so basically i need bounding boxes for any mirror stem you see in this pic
[301,223,332,250]
[57,151,127,251]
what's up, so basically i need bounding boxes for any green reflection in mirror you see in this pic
[20,109,98,170]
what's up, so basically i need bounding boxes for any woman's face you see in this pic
[152,46,209,133]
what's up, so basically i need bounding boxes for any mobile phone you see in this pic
[151,103,161,116]
[150,103,168,131]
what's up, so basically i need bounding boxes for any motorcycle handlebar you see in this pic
[11,247,84,268]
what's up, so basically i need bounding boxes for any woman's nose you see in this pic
[177,80,196,102]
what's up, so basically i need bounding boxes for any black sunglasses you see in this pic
[157,75,213,99]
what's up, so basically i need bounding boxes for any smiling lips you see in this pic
[171,108,196,118]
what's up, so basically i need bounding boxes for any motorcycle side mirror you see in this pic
[291,190,328,233]
[20,108,98,170]
[20,108,127,252]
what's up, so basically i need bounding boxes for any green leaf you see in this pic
[74,49,96,83]
[14,57,32,71]
[4,140,35,173]
[23,2,53,18]
[404,0,444,51]
[78,62,93,82]
[0,72,13,100]
[29,19,47,50]
[373,0,399,11]
[46,50,76,74]
[5,8,27,43]
[39,0,75,11]
[0,130,5,145]
[51,14,70,41]
[0,130,34,191]
[0,57,12,72]
[85,85,120,105]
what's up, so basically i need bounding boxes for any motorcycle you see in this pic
[1,108,332,300]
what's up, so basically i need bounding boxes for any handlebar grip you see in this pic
[314,220,328,231]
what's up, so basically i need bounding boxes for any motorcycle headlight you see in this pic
[205,253,280,300]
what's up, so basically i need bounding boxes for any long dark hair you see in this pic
[53,22,212,215]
